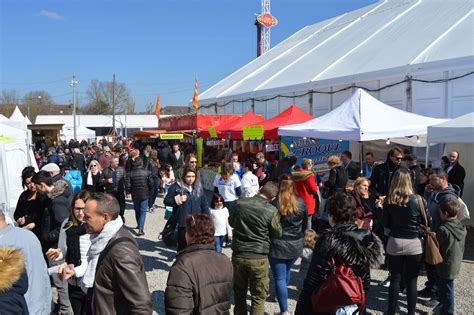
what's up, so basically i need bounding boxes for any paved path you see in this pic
[124,195,474,314]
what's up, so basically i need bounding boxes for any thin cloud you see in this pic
[38,10,65,21]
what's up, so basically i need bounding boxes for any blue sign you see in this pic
[279,137,349,171]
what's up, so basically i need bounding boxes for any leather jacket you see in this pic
[383,194,425,239]
[92,227,152,314]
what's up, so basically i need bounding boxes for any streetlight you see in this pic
[70,74,78,140]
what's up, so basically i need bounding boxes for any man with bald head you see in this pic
[446,151,466,197]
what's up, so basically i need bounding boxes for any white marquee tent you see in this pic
[279,89,446,146]
[198,0,473,124]
[0,109,37,219]
[427,112,474,144]
[61,126,96,142]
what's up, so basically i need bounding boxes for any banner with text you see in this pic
[279,137,349,171]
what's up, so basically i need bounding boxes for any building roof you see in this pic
[34,114,169,129]
[200,0,474,104]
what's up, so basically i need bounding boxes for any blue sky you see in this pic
[1,0,377,112]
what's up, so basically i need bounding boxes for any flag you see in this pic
[155,95,160,118]
[192,78,198,112]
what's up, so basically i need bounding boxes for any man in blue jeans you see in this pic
[230,182,282,315]
[125,157,152,236]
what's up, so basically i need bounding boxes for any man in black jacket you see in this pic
[125,158,152,236]
[370,147,404,197]
[341,150,360,180]
[446,151,466,197]
[168,143,184,171]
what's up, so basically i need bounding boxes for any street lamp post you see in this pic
[70,74,78,140]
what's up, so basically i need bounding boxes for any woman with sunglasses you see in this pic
[82,160,104,193]
[46,190,92,315]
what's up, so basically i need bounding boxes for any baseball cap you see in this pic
[41,163,60,173]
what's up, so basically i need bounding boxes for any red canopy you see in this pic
[259,105,314,139]
[217,111,264,139]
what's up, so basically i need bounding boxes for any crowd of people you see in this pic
[0,136,469,315]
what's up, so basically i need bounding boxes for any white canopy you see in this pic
[427,112,474,144]
[0,122,38,217]
[61,126,96,142]
[279,89,446,146]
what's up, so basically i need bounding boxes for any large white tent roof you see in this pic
[200,0,474,104]
[279,88,446,145]
[427,112,474,143]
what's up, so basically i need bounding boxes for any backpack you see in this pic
[311,257,365,314]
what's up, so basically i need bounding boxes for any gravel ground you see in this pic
[124,195,474,315]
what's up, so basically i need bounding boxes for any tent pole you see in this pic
[359,141,364,177]
[425,144,430,168]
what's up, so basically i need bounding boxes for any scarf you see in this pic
[86,170,99,186]
[82,217,123,288]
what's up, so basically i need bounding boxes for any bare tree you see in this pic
[0,89,21,106]
[84,79,135,114]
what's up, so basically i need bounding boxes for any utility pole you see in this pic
[112,74,116,137]
[70,74,78,140]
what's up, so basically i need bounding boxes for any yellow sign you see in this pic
[208,126,218,138]
[160,133,183,140]
[243,125,264,140]
[0,136,16,142]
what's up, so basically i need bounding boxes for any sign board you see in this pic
[265,143,279,152]
[243,125,264,140]
[280,137,349,172]
[257,13,278,28]
[208,126,218,138]
[206,140,225,146]
[160,133,183,140]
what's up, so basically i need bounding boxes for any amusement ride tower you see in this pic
[255,0,278,57]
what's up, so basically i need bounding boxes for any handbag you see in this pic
[159,187,183,248]
[416,195,443,265]
[311,257,365,314]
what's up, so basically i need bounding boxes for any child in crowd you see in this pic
[435,200,467,315]
[301,229,317,263]
[160,164,175,195]
[161,164,175,220]
[209,194,232,253]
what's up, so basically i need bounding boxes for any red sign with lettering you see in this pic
[257,13,278,28]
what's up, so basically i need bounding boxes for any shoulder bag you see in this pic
[159,186,183,248]
[311,257,365,314]
[416,195,443,265]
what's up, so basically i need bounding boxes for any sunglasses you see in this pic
[91,164,98,167]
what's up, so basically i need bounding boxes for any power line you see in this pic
[198,71,474,109]
[0,77,71,86]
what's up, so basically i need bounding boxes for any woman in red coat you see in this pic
[292,158,318,229]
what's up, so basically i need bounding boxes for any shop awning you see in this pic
[256,105,314,140]
[130,130,167,138]
[216,111,265,139]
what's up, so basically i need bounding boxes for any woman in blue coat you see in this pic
[64,162,83,194]
[164,166,210,252]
